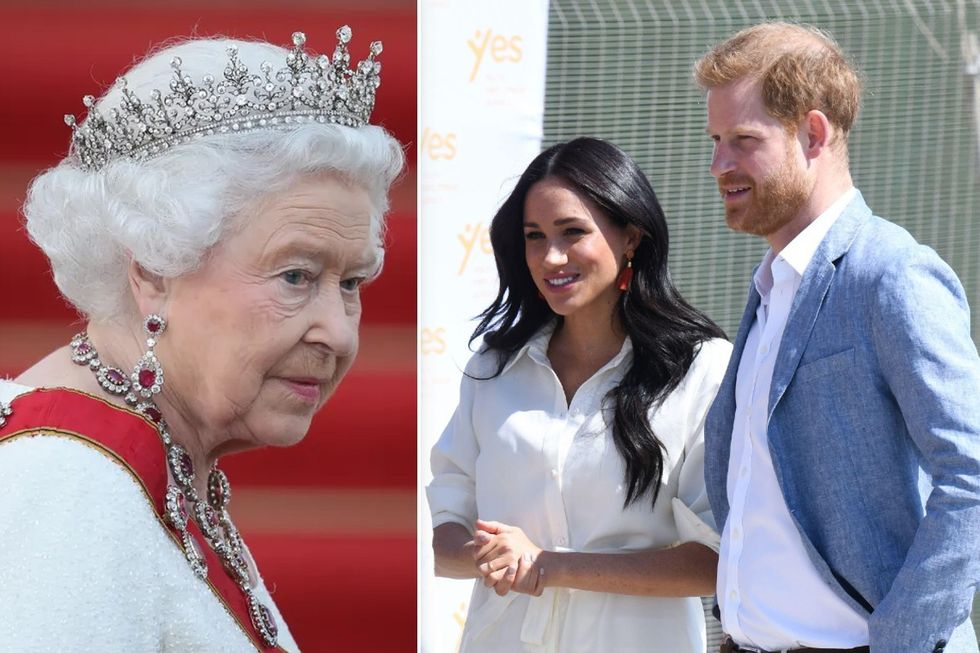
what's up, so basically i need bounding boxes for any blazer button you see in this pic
[933,639,947,652]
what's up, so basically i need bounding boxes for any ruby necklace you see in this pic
[69,318,279,647]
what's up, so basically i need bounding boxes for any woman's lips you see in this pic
[280,378,322,402]
[543,274,579,292]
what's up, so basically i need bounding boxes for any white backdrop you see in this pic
[419,1,550,650]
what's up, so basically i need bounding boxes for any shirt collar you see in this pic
[498,321,633,376]
[753,187,857,298]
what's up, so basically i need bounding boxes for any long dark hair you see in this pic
[472,137,726,509]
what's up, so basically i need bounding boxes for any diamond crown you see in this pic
[65,27,383,171]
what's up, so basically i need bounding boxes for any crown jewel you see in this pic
[65,27,383,170]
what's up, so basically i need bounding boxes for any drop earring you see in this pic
[617,253,634,291]
[127,314,167,408]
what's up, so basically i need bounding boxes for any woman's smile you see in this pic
[544,273,580,291]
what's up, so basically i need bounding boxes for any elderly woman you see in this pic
[0,28,402,652]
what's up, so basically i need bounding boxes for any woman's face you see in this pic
[157,171,377,449]
[523,177,639,324]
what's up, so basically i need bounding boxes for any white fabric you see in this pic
[427,327,732,653]
[0,380,299,653]
[718,187,870,650]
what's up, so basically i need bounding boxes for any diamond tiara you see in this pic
[65,26,383,171]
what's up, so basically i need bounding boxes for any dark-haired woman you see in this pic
[427,137,732,652]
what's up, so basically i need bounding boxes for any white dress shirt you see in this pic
[428,326,732,653]
[718,187,870,650]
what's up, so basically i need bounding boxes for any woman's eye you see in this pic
[564,227,585,236]
[281,269,310,286]
[524,231,544,240]
[340,276,367,293]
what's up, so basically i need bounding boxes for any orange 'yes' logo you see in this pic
[457,222,493,275]
[467,29,523,82]
[421,127,458,161]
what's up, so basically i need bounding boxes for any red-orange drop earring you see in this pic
[617,253,634,291]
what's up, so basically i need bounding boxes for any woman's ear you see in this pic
[127,258,170,317]
[625,225,643,253]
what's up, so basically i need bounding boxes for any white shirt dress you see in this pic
[428,327,731,653]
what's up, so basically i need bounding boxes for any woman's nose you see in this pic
[304,288,359,358]
[543,241,567,267]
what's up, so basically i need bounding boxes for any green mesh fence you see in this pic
[542,0,980,648]
[543,0,979,340]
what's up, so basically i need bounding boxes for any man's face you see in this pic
[705,77,812,239]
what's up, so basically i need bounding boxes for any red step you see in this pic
[0,6,415,164]
[363,211,416,325]
[246,533,415,653]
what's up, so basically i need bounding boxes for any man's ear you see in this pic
[127,258,170,317]
[800,109,832,161]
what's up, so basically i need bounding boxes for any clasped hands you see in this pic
[469,519,546,597]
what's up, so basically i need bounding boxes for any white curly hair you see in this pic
[23,36,404,321]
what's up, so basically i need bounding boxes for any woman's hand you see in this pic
[445,520,718,597]
[471,519,545,597]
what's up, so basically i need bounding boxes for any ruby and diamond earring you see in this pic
[128,314,166,417]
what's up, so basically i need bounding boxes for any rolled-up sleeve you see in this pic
[427,361,480,531]
[673,338,732,552]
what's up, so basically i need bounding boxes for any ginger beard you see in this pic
[720,135,811,238]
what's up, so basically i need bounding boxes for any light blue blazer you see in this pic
[704,192,980,653]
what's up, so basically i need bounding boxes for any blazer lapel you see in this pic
[767,193,873,418]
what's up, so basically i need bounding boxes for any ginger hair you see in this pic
[694,22,861,148]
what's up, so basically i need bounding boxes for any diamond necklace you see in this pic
[69,326,279,647]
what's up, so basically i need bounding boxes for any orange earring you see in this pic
[617,253,634,291]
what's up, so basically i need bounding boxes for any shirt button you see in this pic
[739,466,748,478]
[733,527,741,539]
[556,536,566,545]
[729,590,738,600]
[551,468,558,479]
